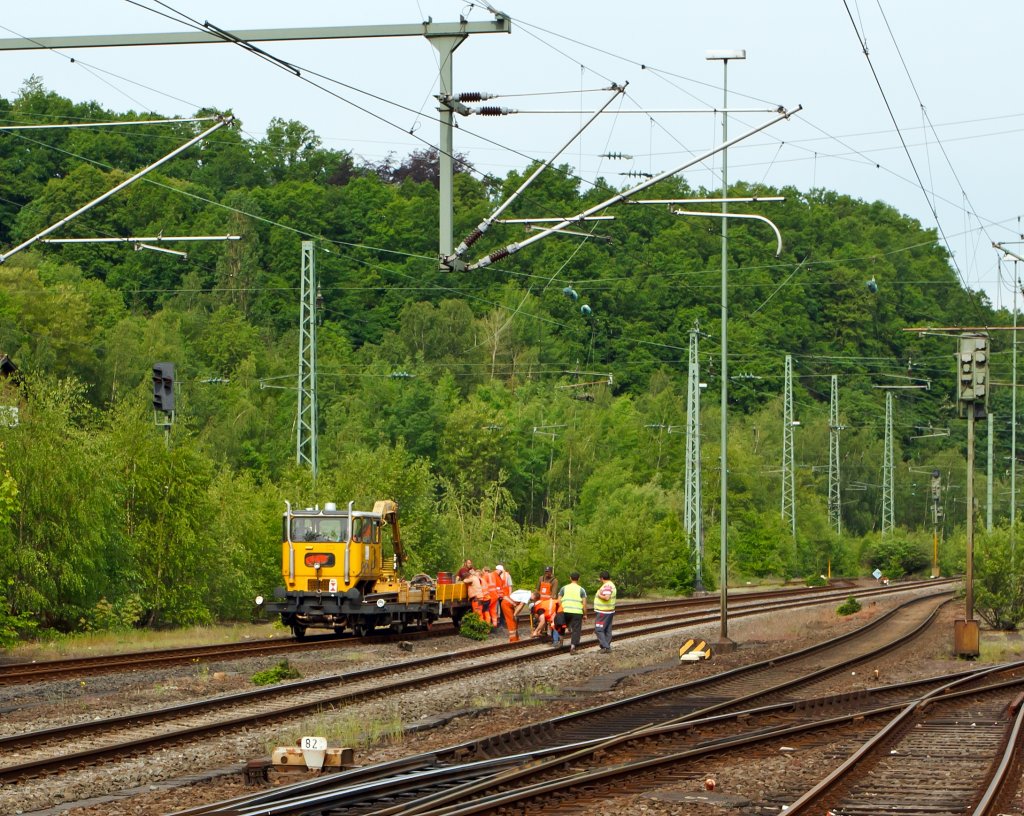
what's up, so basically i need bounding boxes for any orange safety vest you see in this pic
[535,597,559,622]
[539,579,553,599]
[483,571,500,601]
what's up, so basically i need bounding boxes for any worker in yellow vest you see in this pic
[594,570,617,653]
[557,571,587,654]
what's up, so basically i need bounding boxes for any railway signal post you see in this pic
[956,332,988,658]
[152,361,175,447]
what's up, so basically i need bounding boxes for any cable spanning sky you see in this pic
[1,1,1022,308]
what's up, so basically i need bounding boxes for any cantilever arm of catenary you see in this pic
[669,210,783,257]
[0,116,234,264]
[994,242,1024,264]
[465,105,802,271]
[443,83,627,271]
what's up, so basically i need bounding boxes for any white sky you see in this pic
[1,1,1022,307]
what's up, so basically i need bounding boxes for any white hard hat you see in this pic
[495,564,504,572]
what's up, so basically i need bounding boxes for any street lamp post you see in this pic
[707,48,745,649]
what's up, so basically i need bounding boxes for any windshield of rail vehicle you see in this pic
[291,516,347,543]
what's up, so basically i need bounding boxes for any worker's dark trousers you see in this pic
[594,611,614,649]
[564,612,583,648]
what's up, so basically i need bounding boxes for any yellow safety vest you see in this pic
[560,583,584,615]
[594,580,617,612]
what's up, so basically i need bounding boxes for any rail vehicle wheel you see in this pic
[332,626,346,638]
[390,618,406,635]
[354,620,373,638]
[291,623,307,641]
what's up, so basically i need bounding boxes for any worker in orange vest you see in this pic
[497,595,519,641]
[537,566,559,600]
[505,589,534,643]
[493,565,509,629]
[462,569,485,619]
[480,566,499,627]
[531,596,564,647]
[495,565,513,601]
[492,565,517,638]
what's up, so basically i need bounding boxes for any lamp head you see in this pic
[706,49,747,61]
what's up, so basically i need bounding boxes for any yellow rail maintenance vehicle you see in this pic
[259,500,469,639]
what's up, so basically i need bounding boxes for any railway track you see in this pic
[0,582,949,791]
[0,585,850,686]
[785,664,1024,815]
[170,588,961,816]
[0,580,911,688]
[369,667,1024,816]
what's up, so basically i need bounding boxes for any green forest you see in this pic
[0,77,1018,643]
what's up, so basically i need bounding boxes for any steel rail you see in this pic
[206,645,1024,816]
[401,674,1024,816]
[0,584,903,747]
[186,670,966,815]
[973,687,1024,815]
[2,587,922,782]
[783,663,1024,815]
[370,667,1024,816]
[0,581,914,686]
[172,591,956,816]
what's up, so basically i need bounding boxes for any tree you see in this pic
[862,530,930,579]
[256,118,340,184]
[958,526,1024,631]
[0,376,118,629]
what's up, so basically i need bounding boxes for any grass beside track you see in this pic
[4,620,289,661]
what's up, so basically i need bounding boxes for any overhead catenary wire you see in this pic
[840,0,984,322]
[14,0,1007,298]
[0,6,999,399]
[445,83,627,267]
[0,36,999,470]
[0,116,219,131]
[1,119,972,326]
[0,22,202,114]
[464,105,802,270]
[0,115,234,263]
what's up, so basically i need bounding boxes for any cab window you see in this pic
[353,517,376,543]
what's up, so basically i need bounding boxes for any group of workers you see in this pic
[454,560,618,654]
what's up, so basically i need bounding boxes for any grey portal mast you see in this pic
[297,241,318,478]
[828,375,843,536]
[0,16,512,260]
[781,354,796,538]
[882,391,895,536]
[684,327,704,591]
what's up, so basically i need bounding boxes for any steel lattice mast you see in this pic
[684,327,704,591]
[781,354,796,538]
[828,374,842,535]
[297,241,318,478]
[882,390,895,536]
